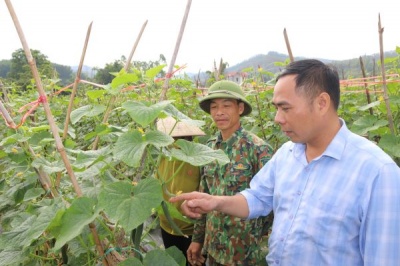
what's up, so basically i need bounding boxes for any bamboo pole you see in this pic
[62,22,93,141]
[4,1,108,264]
[284,28,294,63]
[91,20,148,150]
[5,0,83,197]
[125,20,148,70]
[377,14,395,135]
[358,56,373,115]
[159,0,192,101]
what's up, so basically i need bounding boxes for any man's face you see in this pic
[209,98,244,138]
[272,75,319,143]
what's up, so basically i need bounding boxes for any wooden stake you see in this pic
[284,28,294,63]
[91,20,148,150]
[159,0,192,101]
[4,1,108,264]
[62,22,93,141]
[358,56,373,115]
[378,14,395,135]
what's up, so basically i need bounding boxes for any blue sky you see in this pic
[1,0,399,73]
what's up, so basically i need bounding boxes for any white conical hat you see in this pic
[156,117,206,137]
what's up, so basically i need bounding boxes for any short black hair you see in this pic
[276,59,340,110]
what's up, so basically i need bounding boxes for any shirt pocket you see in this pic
[225,161,253,194]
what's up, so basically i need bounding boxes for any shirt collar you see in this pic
[216,126,243,146]
[291,118,349,161]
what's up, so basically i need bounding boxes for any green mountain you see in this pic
[225,50,398,80]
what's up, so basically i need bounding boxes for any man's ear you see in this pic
[317,92,331,113]
[238,101,245,115]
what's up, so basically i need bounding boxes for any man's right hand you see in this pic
[187,242,205,266]
[169,191,217,218]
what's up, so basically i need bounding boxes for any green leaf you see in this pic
[23,188,44,201]
[143,248,183,266]
[111,70,140,89]
[378,134,400,157]
[0,248,25,265]
[1,201,61,249]
[53,197,100,250]
[145,64,166,79]
[32,157,65,174]
[171,139,229,166]
[87,89,106,100]
[0,134,23,146]
[122,100,172,127]
[118,257,143,266]
[358,100,380,111]
[98,178,163,232]
[351,115,388,135]
[70,104,107,124]
[113,130,173,167]
[73,146,111,169]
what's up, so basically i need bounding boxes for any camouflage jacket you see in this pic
[192,126,274,265]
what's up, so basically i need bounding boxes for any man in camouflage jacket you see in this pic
[187,80,274,266]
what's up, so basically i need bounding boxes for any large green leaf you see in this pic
[122,100,172,127]
[351,115,388,135]
[0,133,25,146]
[118,257,143,266]
[143,248,184,266]
[98,178,163,232]
[0,248,25,265]
[171,139,229,166]
[0,202,61,249]
[53,197,101,251]
[72,146,111,169]
[378,134,400,157]
[70,104,107,124]
[113,130,173,167]
[31,157,65,174]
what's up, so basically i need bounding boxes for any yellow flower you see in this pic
[378,96,384,102]
[11,147,18,153]
[16,172,23,177]
[138,128,145,134]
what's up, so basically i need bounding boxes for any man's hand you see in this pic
[169,191,217,218]
[187,242,205,266]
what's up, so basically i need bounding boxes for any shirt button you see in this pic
[297,191,301,195]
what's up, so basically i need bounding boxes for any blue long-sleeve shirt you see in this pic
[241,119,400,265]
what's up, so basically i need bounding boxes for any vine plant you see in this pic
[1,49,400,265]
[0,66,229,265]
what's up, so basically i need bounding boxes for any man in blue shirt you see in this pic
[171,59,400,265]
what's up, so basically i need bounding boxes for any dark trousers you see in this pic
[161,228,193,265]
